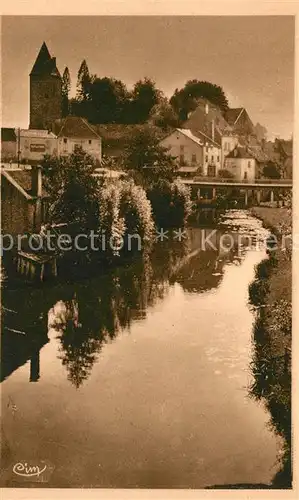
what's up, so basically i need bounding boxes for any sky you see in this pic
[1,15,295,140]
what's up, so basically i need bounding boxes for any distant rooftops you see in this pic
[53,116,101,139]
[176,128,204,147]
[226,145,254,160]
[224,108,244,126]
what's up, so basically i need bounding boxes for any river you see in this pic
[0,210,282,488]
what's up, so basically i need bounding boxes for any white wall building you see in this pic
[54,116,102,162]
[224,146,256,181]
[160,128,221,177]
[19,129,57,163]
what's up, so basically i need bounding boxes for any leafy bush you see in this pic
[97,179,154,257]
[218,169,234,179]
[148,178,192,228]
[42,147,100,232]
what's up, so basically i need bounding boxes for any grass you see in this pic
[249,206,292,488]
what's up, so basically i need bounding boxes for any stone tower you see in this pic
[29,42,62,130]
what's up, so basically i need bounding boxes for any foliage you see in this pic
[218,168,234,179]
[87,77,130,124]
[97,179,155,256]
[148,98,179,130]
[147,178,192,228]
[41,147,100,232]
[62,67,71,117]
[263,161,281,179]
[119,180,155,243]
[170,80,229,120]
[76,59,92,101]
[97,182,126,257]
[123,126,178,185]
[130,77,163,123]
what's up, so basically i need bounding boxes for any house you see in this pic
[224,146,256,181]
[1,128,17,162]
[1,166,47,236]
[182,99,241,170]
[19,129,57,164]
[53,116,102,162]
[159,128,221,177]
[183,98,230,145]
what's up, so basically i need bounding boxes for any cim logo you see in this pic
[12,460,54,483]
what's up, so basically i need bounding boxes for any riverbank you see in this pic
[249,206,292,488]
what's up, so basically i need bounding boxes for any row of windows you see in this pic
[63,138,94,145]
[205,155,220,163]
[179,153,221,165]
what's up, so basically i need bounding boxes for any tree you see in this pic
[123,126,177,185]
[131,78,163,123]
[218,168,234,179]
[88,77,129,124]
[76,59,92,101]
[170,80,229,121]
[149,98,179,130]
[62,67,71,117]
[41,147,100,232]
[263,161,281,179]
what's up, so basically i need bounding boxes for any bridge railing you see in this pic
[190,176,292,185]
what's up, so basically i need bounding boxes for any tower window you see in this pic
[89,140,92,145]
[63,138,67,144]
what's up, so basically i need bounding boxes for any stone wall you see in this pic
[30,74,62,130]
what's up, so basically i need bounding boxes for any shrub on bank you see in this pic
[97,179,155,257]
[147,178,192,228]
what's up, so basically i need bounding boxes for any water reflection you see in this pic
[1,214,283,489]
[2,227,243,388]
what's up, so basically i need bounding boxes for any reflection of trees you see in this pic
[48,246,190,388]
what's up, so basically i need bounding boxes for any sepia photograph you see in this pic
[0,10,296,497]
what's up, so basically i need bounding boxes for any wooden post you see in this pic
[31,262,36,280]
[52,258,58,277]
[40,263,45,282]
[257,190,261,205]
[197,188,201,199]
[270,190,274,203]
[244,190,248,207]
[21,258,26,275]
[212,187,216,199]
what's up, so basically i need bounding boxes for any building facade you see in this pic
[53,116,102,162]
[159,128,204,176]
[1,167,45,236]
[224,146,256,181]
[19,129,57,164]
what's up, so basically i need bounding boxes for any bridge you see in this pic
[180,177,292,206]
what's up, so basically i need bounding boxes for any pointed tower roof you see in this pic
[30,42,61,78]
